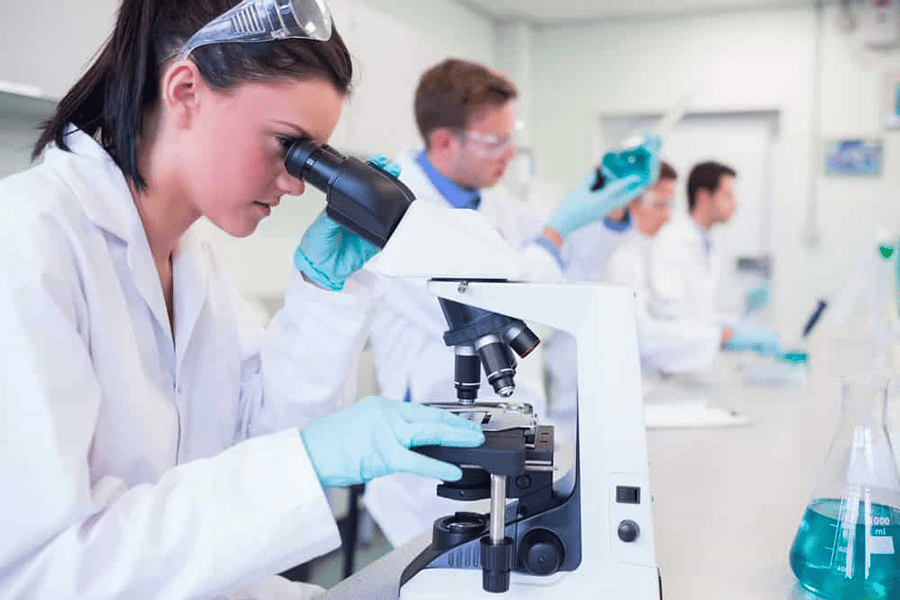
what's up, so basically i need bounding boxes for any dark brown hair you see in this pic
[34,0,353,191]
[687,161,736,212]
[659,160,677,181]
[414,58,517,149]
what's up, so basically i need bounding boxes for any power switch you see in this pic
[616,485,641,505]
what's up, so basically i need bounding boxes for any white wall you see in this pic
[530,5,900,331]
[0,0,497,303]
[0,0,119,99]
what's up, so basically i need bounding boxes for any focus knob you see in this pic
[520,529,564,576]
[617,520,640,543]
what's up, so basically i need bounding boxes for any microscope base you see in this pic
[400,565,660,599]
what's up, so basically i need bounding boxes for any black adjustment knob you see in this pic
[617,520,640,543]
[520,529,564,576]
[480,536,514,593]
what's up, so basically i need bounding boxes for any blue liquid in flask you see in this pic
[790,498,900,600]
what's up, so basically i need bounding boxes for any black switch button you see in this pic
[616,485,641,504]
[617,520,640,543]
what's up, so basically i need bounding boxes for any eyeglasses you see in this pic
[642,193,673,211]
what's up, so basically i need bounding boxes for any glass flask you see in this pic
[790,375,900,599]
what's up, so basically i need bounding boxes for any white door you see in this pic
[600,110,780,318]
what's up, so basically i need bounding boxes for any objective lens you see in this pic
[476,335,516,398]
[505,322,540,358]
[455,346,481,403]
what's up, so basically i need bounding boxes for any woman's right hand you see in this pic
[293,156,402,291]
[299,397,485,488]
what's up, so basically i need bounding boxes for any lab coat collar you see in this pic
[48,127,208,362]
[48,127,139,245]
[414,151,481,209]
[396,149,480,211]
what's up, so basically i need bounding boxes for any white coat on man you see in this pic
[644,217,725,322]
[605,230,722,373]
[362,149,631,548]
[0,130,378,600]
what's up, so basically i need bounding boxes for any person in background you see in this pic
[363,58,660,548]
[605,161,735,372]
[546,161,729,415]
[645,160,780,355]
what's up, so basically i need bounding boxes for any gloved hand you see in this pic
[545,133,661,240]
[300,396,485,488]
[723,323,781,355]
[745,283,771,311]
[293,155,401,291]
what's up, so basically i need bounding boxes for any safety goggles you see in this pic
[641,192,672,211]
[455,122,522,159]
[178,0,333,60]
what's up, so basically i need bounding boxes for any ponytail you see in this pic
[33,0,353,193]
[34,0,161,190]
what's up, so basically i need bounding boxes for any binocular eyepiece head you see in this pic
[283,138,415,248]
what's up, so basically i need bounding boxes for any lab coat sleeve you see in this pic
[255,270,378,435]
[559,220,632,282]
[0,242,338,599]
[605,245,720,374]
[633,304,721,373]
[522,239,565,282]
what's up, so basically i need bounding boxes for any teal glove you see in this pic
[724,324,781,355]
[293,155,401,290]
[545,133,661,239]
[300,396,486,488]
[745,283,771,311]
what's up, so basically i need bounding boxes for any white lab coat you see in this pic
[605,230,721,373]
[544,228,723,415]
[0,130,372,600]
[363,151,630,547]
[644,217,723,322]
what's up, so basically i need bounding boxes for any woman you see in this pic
[0,1,483,598]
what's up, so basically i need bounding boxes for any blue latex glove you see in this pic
[293,155,402,290]
[745,283,771,311]
[545,133,661,239]
[300,396,486,488]
[724,323,781,355]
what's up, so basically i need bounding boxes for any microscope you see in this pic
[284,140,661,599]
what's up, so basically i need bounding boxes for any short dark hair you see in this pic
[34,0,353,191]
[591,159,677,192]
[687,161,736,212]
[414,59,518,149]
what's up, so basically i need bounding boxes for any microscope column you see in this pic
[489,475,507,543]
[480,474,513,593]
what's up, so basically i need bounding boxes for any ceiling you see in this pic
[456,0,819,22]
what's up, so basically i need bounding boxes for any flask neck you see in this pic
[838,376,890,431]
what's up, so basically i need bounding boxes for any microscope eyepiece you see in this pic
[283,138,415,248]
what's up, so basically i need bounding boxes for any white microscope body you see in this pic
[399,278,660,599]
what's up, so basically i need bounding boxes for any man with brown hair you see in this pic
[363,58,659,547]
[646,161,780,355]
